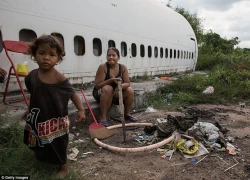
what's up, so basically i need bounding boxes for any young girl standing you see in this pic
[23,35,86,179]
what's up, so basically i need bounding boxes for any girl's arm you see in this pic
[71,92,86,122]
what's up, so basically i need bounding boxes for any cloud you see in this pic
[158,0,250,48]
[196,0,244,11]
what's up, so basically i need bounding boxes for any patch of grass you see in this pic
[143,71,150,81]
[0,109,87,180]
[146,58,250,109]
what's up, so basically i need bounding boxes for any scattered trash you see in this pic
[145,106,157,112]
[144,170,155,174]
[82,152,94,158]
[188,122,220,146]
[183,143,209,158]
[156,118,168,123]
[225,136,235,143]
[164,93,173,104]
[176,139,199,155]
[160,76,171,80]
[203,86,214,94]
[157,115,198,138]
[226,143,236,155]
[191,158,196,163]
[136,131,159,145]
[74,139,85,143]
[239,102,245,108]
[161,149,174,160]
[157,148,168,154]
[68,147,79,161]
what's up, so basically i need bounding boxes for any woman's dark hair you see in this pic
[28,34,65,62]
[107,47,120,58]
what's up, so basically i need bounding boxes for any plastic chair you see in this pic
[2,40,29,106]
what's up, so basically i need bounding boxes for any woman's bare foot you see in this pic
[56,164,68,179]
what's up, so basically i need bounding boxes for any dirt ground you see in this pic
[68,104,250,180]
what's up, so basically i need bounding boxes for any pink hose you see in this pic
[94,123,176,153]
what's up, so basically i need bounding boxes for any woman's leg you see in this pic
[123,87,134,116]
[99,85,113,120]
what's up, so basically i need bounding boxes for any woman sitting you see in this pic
[92,47,136,126]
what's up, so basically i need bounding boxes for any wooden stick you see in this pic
[144,170,154,174]
[118,81,126,142]
[170,162,188,166]
[224,158,239,172]
[196,155,207,164]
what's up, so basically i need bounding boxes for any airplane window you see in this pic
[140,45,145,57]
[178,50,180,59]
[160,47,163,58]
[174,49,176,59]
[192,52,194,59]
[189,52,191,59]
[181,50,183,59]
[74,36,85,56]
[165,48,168,58]
[51,32,64,45]
[108,40,115,48]
[154,47,158,58]
[93,38,102,56]
[19,29,37,42]
[170,49,172,58]
[148,46,152,58]
[131,43,137,57]
[0,30,3,53]
[121,42,127,57]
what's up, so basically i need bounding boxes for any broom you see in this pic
[81,89,115,140]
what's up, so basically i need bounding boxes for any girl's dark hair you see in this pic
[107,47,120,58]
[28,34,65,62]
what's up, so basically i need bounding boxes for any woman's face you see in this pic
[107,49,119,66]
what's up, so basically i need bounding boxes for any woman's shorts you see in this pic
[92,88,119,105]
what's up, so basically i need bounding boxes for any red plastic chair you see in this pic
[2,40,29,106]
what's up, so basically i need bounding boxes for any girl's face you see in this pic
[35,43,59,71]
[107,49,119,66]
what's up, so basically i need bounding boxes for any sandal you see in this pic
[124,115,137,122]
[98,120,109,127]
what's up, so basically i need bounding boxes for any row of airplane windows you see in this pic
[0,29,194,60]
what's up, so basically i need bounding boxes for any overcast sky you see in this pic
[158,0,250,48]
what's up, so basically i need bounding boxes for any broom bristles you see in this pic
[89,127,115,140]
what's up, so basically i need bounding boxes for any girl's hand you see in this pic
[76,110,86,122]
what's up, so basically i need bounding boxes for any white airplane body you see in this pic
[0,0,197,92]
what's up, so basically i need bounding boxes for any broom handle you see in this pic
[80,89,98,125]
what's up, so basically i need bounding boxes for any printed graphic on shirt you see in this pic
[38,116,69,144]
[25,108,69,147]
